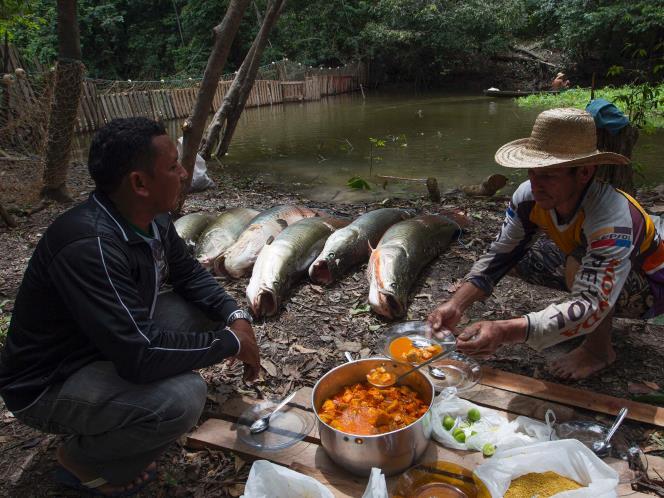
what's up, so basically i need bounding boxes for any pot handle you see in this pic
[344,351,354,363]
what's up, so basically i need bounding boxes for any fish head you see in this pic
[308,230,356,285]
[246,270,285,319]
[367,247,408,319]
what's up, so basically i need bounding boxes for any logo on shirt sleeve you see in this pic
[590,226,632,249]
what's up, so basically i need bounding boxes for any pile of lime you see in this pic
[441,408,496,457]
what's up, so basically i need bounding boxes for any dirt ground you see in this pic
[2,157,664,497]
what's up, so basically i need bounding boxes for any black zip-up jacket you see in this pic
[0,192,241,412]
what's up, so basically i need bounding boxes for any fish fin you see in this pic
[265,235,274,245]
[276,218,288,229]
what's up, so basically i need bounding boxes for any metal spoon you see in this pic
[249,392,297,434]
[592,407,628,456]
[367,347,455,388]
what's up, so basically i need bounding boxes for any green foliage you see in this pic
[516,84,664,129]
[524,1,664,77]
[347,176,371,190]
[5,0,662,86]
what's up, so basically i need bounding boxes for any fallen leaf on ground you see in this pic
[228,483,245,497]
[292,344,317,354]
[644,381,660,391]
[261,359,278,377]
[334,340,362,353]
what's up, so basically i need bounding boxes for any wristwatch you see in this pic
[226,309,253,326]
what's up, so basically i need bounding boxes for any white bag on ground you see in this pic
[242,460,334,498]
[431,390,553,452]
[241,460,388,498]
[474,439,619,498]
[176,137,215,192]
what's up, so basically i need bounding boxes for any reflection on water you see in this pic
[73,90,663,204]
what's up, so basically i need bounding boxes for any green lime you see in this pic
[470,431,478,437]
[482,443,496,457]
[467,407,481,423]
[453,429,466,443]
[442,415,455,431]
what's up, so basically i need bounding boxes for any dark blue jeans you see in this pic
[12,291,218,484]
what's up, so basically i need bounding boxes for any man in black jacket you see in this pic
[0,118,260,496]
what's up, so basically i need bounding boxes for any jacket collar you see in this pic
[90,191,146,245]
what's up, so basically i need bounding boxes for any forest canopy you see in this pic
[2,0,662,85]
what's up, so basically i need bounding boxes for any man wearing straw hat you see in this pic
[428,108,664,380]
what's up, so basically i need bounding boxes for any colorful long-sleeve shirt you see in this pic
[466,179,664,350]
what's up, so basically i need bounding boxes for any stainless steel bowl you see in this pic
[312,357,434,476]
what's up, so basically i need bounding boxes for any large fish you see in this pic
[367,215,459,319]
[194,208,260,271]
[247,217,349,318]
[309,208,413,285]
[223,205,320,278]
[174,212,216,251]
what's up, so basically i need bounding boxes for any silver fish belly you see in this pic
[309,208,413,285]
[247,217,348,317]
[367,215,459,319]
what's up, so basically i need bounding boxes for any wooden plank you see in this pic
[481,367,664,427]
[190,388,652,497]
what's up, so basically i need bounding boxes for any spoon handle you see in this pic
[604,407,628,443]
[395,346,456,384]
[269,391,297,420]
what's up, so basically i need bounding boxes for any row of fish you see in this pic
[174,206,460,319]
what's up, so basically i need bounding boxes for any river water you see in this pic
[75,90,663,203]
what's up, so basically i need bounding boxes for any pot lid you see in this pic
[237,401,314,451]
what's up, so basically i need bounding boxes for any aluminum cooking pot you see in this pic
[312,357,434,476]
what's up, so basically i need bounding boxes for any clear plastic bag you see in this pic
[473,439,619,497]
[431,390,553,452]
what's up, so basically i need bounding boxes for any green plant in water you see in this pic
[368,137,386,176]
[347,176,371,190]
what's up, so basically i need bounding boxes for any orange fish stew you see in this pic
[318,382,428,435]
[389,337,442,364]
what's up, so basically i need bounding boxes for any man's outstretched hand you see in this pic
[426,300,463,339]
[456,318,528,358]
[229,320,260,382]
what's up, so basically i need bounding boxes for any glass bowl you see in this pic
[382,320,456,366]
[427,352,482,392]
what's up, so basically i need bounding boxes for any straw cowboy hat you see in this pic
[494,108,630,169]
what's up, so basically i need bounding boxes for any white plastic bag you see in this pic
[242,460,388,498]
[474,439,619,498]
[176,137,215,192]
[362,467,388,498]
[242,460,335,498]
[431,390,553,452]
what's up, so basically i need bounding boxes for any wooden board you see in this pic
[481,367,664,427]
[188,384,652,497]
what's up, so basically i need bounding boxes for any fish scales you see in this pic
[174,212,216,250]
[309,208,413,285]
[223,204,320,278]
[368,215,459,319]
[247,217,348,318]
[194,208,259,270]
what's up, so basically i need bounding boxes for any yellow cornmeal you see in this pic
[504,471,584,497]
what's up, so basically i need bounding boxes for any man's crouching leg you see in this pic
[14,361,207,493]
[548,310,617,380]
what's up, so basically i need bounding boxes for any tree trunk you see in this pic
[40,0,83,203]
[199,43,257,161]
[215,0,286,159]
[1,32,11,128]
[595,125,639,195]
[179,0,250,194]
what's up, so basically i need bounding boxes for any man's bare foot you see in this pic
[548,344,616,380]
[56,446,156,495]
